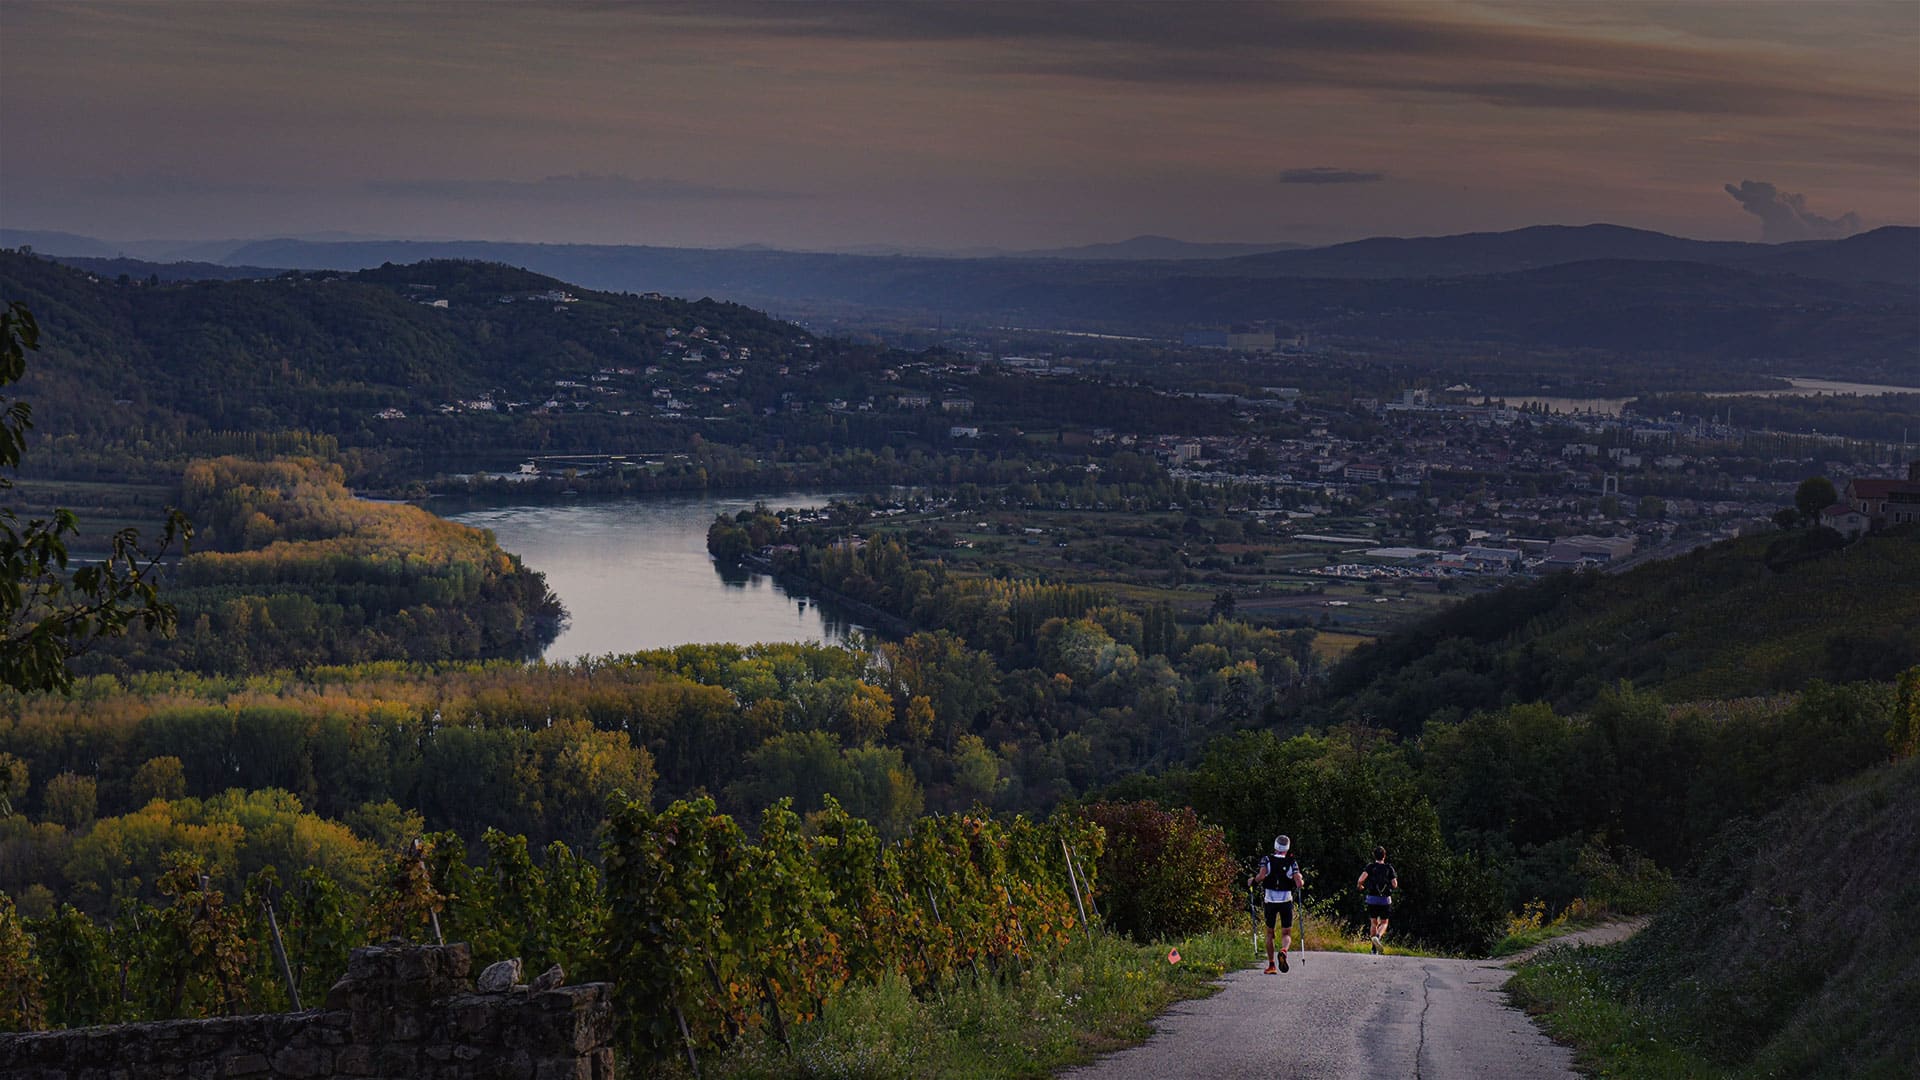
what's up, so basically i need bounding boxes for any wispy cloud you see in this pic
[365,173,800,202]
[1279,168,1385,185]
[671,1,1910,119]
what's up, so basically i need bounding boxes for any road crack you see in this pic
[1414,964,1435,1080]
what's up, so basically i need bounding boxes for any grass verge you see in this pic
[1507,944,1726,1079]
[687,929,1248,1079]
[1490,900,1607,958]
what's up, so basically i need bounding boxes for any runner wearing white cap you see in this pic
[1249,834,1305,973]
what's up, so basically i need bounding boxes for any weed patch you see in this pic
[688,930,1247,1079]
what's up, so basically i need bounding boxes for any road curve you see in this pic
[1060,950,1575,1080]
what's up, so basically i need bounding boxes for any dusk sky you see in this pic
[2,1,1916,251]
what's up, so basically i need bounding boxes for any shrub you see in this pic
[1083,800,1236,940]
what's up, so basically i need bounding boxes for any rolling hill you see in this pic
[0,250,817,448]
[1321,527,1920,733]
[200,228,1918,374]
[13,222,1916,380]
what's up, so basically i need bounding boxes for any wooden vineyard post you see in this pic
[701,956,740,1040]
[895,884,939,987]
[925,885,980,982]
[1066,842,1100,920]
[673,1004,701,1078]
[1062,839,1092,943]
[262,898,302,1010]
[1001,885,1031,965]
[410,838,444,946]
[759,975,791,1053]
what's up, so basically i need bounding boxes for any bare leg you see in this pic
[1264,923,1276,965]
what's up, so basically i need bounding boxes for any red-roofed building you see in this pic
[1819,503,1871,540]
[1843,461,1920,529]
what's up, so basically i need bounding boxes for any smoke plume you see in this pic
[1723,180,1862,242]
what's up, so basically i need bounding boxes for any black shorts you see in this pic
[1365,902,1392,920]
[1263,900,1294,929]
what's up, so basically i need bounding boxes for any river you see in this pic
[446,493,864,661]
[1483,377,1920,418]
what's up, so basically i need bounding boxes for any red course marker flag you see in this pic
[1167,948,1181,964]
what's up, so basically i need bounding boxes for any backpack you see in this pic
[1262,854,1299,895]
[1365,861,1394,897]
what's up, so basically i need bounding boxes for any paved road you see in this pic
[1062,950,1579,1080]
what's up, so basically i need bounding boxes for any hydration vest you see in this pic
[1364,861,1395,901]
[1262,854,1299,900]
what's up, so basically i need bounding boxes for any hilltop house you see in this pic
[1819,504,1872,540]
[1844,462,1920,529]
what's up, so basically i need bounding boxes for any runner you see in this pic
[1248,834,1305,973]
[1357,845,1397,954]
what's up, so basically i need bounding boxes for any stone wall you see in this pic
[0,943,616,1080]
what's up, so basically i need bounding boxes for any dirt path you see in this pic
[1502,916,1652,965]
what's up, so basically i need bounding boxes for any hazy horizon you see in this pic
[2,2,1916,250]
[5,217,1915,265]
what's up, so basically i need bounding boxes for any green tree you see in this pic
[0,753,27,818]
[131,756,188,805]
[0,302,190,692]
[42,772,96,829]
[0,893,44,1031]
[1795,476,1838,522]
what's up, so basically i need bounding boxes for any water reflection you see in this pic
[443,492,866,661]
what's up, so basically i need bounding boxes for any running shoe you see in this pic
[1277,951,1289,973]
[1264,962,1277,975]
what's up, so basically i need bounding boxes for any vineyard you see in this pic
[602,796,1103,1071]
[0,793,1113,1075]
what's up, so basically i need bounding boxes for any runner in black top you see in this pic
[1357,845,1397,954]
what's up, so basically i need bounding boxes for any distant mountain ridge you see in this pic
[47,255,286,283]
[11,225,1913,375]
[13,222,1915,283]
[1007,235,1306,260]
[1213,223,1918,284]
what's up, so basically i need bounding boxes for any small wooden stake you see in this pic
[674,1004,701,1077]
[1066,842,1101,919]
[1062,839,1092,942]
[759,976,791,1053]
[262,899,302,1010]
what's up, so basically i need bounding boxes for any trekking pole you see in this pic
[1246,883,1262,962]
[1296,890,1308,969]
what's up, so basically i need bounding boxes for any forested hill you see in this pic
[1320,526,1920,732]
[200,227,1920,377]
[0,249,817,445]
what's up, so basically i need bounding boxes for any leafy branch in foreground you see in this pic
[0,301,191,693]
